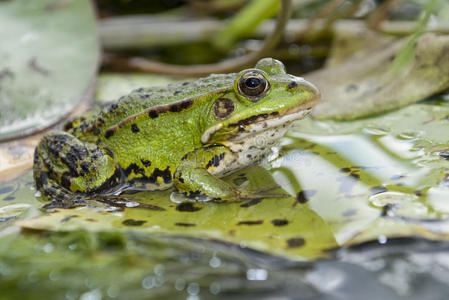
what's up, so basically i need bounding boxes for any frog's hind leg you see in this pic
[33,131,122,207]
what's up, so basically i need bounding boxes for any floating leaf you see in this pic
[0,0,99,141]
[308,29,449,120]
[17,166,338,260]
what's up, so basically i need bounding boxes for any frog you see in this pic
[33,58,320,207]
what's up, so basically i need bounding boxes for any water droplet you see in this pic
[187,282,200,295]
[107,285,120,298]
[142,276,154,289]
[49,270,60,281]
[397,132,418,140]
[210,282,221,295]
[154,264,165,276]
[246,269,268,281]
[125,201,139,208]
[175,278,185,291]
[209,256,221,268]
[43,243,54,253]
[378,235,388,244]
[65,290,77,300]
[27,270,38,282]
[363,128,387,136]
[80,289,102,300]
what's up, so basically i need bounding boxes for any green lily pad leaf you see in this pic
[0,0,99,141]
[16,166,338,260]
[0,93,91,182]
[308,30,449,120]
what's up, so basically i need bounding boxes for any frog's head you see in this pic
[201,58,320,145]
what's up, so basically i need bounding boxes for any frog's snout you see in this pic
[287,77,320,100]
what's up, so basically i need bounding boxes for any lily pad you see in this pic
[16,166,338,260]
[0,93,91,182]
[0,0,99,141]
[307,27,449,120]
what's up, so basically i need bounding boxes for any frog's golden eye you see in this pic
[238,71,270,102]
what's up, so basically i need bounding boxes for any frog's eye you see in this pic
[238,71,270,101]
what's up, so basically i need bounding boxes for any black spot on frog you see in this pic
[131,124,140,133]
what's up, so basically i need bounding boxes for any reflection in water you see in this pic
[272,130,449,244]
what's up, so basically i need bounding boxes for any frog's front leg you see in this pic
[173,145,273,201]
[33,131,121,206]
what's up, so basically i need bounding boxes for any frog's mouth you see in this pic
[201,99,318,144]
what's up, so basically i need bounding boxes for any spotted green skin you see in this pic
[33,58,320,206]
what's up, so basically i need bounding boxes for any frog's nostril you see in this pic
[287,81,298,90]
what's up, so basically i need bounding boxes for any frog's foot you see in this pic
[173,145,290,203]
[36,177,87,209]
[33,131,122,205]
[42,192,87,209]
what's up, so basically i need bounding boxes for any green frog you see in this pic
[33,58,320,207]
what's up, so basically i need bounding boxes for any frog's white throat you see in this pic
[202,108,312,177]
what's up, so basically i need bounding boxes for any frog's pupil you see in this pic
[245,77,261,88]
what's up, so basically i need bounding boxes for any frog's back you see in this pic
[67,73,236,137]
